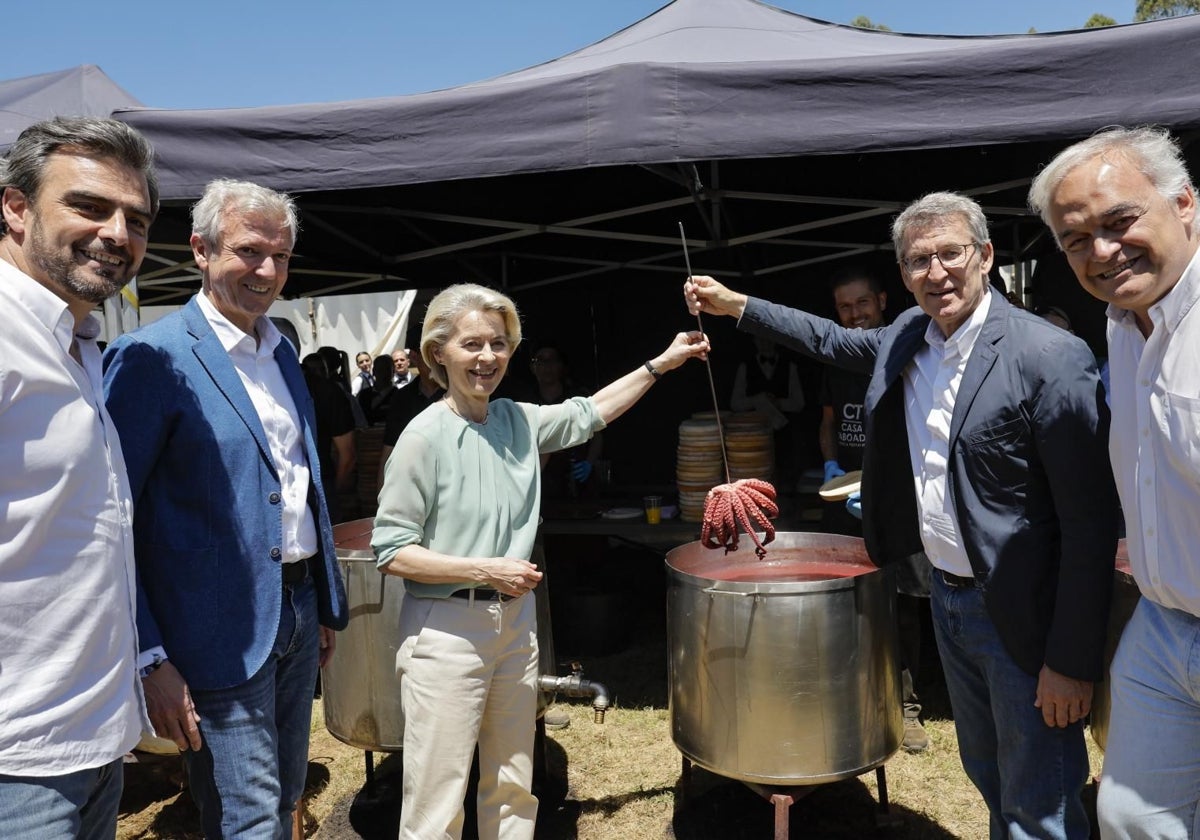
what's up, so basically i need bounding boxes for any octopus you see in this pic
[700,478,779,559]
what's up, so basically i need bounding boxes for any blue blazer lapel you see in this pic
[182,299,277,475]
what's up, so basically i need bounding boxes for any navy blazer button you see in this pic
[269,492,281,503]
[270,547,282,558]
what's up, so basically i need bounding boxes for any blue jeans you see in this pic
[0,757,123,840]
[1097,597,1200,839]
[184,580,319,839]
[930,573,1090,840]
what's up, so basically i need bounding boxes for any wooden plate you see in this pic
[817,470,862,501]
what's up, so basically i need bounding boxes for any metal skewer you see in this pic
[679,222,731,485]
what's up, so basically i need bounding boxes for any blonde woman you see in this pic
[373,283,706,839]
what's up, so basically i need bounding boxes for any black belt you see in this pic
[938,569,980,588]
[449,587,514,603]
[282,558,310,585]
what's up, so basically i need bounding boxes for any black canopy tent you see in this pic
[114,0,1200,307]
[111,0,1200,480]
[1,65,143,152]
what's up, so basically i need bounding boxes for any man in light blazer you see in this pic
[103,179,348,838]
[686,191,1118,840]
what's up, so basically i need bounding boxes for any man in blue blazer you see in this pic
[686,192,1118,840]
[103,179,348,838]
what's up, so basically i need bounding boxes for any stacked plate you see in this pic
[676,415,726,522]
[723,412,774,482]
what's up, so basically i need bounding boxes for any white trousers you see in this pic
[396,591,539,840]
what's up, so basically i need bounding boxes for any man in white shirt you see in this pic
[392,347,415,387]
[1030,127,1200,839]
[686,191,1117,840]
[103,180,348,838]
[0,117,157,837]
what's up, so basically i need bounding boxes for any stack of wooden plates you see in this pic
[723,412,774,482]
[676,415,725,522]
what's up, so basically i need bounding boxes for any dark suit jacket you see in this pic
[103,298,349,691]
[741,293,1118,680]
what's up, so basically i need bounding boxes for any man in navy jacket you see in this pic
[686,191,1117,840]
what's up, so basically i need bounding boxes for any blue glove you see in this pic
[823,459,845,485]
[845,491,863,520]
[571,459,593,483]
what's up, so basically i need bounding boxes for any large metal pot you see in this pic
[322,519,407,751]
[322,519,558,753]
[666,532,902,786]
[1089,539,1137,752]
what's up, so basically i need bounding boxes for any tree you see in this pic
[1135,0,1200,21]
[1085,13,1118,26]
[848,15,892,31]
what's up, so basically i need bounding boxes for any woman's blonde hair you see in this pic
[420,284,522,389]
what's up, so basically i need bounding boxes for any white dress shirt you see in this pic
[902,291,993,577]
[197,293,318,565]
[1107,247,1200,616]
[0,259,147,775]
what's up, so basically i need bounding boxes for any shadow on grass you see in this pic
[672,765,961,840]
[317,733,579,839]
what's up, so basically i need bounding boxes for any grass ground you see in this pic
[117,600,1106,839]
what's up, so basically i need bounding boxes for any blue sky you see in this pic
[5,0,1136,110]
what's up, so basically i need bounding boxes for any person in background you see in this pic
[302,352,357,522]
[359,354,399,425]
[320,344,368,428]
[351,350,374,396]
[0,115,157,839]
[730,334,806,480]
[378,333,445,489]
[1034,305,1073,333]
[103,178,348,838]
[393,347,415,388]
[686,189,1118,840]
[1029,125,1200,840]
[530,344,603,498]
[373,283,707,840]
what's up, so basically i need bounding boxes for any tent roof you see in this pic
[1,65,143,151]
[117,0,1200,201]
[114,0,1200,326]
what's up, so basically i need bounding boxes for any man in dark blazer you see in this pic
[686,191,1117,840]
[103,179,348,838]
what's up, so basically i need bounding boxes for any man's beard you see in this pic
[29,219,135,305]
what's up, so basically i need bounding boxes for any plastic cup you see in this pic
[643,495,662,525]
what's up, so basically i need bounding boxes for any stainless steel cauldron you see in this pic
[666,532,902,786]
[1089,539,1137,752]
[322,519,557,753]
[322,519,407,751]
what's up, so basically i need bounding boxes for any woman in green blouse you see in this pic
[373,283,706,840]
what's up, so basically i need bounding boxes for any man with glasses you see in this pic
[685,191,1117,839]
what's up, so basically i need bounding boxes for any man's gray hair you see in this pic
[0,115,158,237]
[891,192,990,257]
[1028,126,1194,240]
[191,178,300,247]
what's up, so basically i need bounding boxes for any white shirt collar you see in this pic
[1106,245,1200,337]
[196,291,281,356]
[0,257,103,354]
[922,288,993,357]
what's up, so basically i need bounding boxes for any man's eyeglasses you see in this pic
[900,243,977,276]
